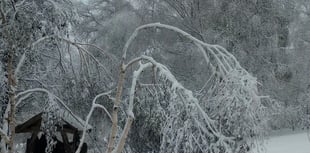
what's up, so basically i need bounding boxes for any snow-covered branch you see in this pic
[0,128,9,144]
[113,62,152,153]
[122,23,212,59]
[16,92,32,107]
[76,91,112,153]
[128,62,153,115]
[106,22,265,153]
[72,41,119,62]
[122,22,237,75]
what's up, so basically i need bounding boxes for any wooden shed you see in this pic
[15,108,92,153]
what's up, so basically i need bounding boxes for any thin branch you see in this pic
[19,78,48,88]
[73,41,119,61]
[66,43,78,86]
[30,35,54,49]
[14,51,26,77]
[15,0,26,8]
[0,128,9,144]
[194,42,215,71]
[26,35,115,82]
[0,0,5,24]
[40,52,59,60]
[76,91,112,153]
[9,0,15,11]
[60,37,114,82]
[4,0,25,15]
[198,71,215,95]
[124,57,143,70]
[191,134,204,152]
[55,44,66,73]
[16,92,32,107]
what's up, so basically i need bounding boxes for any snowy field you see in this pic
[256,130,310,153]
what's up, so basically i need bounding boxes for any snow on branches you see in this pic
[41,93,62,153]
[105,23,268,153]
[0,17,267,153]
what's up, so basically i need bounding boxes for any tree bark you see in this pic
[7,42,17,153]
[107,63,126,153]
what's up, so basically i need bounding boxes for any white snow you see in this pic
[255,130,310,153]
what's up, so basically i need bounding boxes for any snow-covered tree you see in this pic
[0,0,74,152]
[0,1,296,153]
[75,23,269,153]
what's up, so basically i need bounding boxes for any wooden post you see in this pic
[61,131,72,153]
[26,131,38,153]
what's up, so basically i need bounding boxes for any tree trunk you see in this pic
[7,41,17,153]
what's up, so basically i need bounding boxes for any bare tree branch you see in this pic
[59,37,115,82]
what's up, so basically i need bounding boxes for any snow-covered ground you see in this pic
[257,130,310,153]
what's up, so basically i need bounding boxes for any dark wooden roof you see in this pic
[16,111,92,134]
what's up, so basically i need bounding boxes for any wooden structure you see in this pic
[15,110,92,153]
